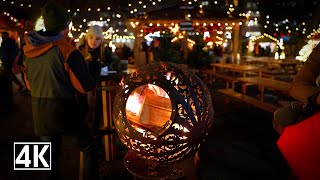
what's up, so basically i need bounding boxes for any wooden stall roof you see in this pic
[0,15,25,34]
[131,5,245,23]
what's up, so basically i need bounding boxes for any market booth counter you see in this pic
[79,69,123,180]
[98,71,123,160]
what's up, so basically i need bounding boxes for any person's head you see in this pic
[1,31,9,40]
[42,1,70,34]
[85,25,104,49]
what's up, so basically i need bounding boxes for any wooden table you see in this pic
[246,58,300,65]
[246,58,301,75]
[80,72,123,180]
[211,63,265,77]
[210,63,265,89]
[238,77,290,101]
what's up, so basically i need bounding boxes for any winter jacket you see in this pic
[289,43,320,104]
[23,31,101,136]
[0,37,18,70]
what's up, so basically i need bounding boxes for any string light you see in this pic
[1,10,20,27]
[250,33,279,43]
[2,0,247,41]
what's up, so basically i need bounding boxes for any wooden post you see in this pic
[101,80,114,161]
[79,152,84,180]
[233,23,240,64]
[259,85,265,101]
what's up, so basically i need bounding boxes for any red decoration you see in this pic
[204,36,211,42]
[277,112,320,180]
[141,26,159,34]
[20,20,25,29]
[0,15,16,28]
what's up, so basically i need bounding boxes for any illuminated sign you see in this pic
[179,21,194,31]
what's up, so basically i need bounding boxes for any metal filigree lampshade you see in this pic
[114,62,213,162]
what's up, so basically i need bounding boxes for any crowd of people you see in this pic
[0,1,127,179]
[253,43,272,57]
[1,0,320,180]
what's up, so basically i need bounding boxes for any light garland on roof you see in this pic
[2,11,20,24]
[250,33,279,43]
[132,20,242,41]
[307,25,320,39]
[296,40,320,62]
[3,0,238,40]
[295,26,320,61]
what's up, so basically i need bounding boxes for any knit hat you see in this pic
[42,1,70,32]
[86,25,104,40]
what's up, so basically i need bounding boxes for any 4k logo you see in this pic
[14,142,51,170]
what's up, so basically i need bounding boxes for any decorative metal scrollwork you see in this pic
[113,62,213,163]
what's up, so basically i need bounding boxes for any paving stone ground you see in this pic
[0,78,290,180]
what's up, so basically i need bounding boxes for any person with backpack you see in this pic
[23,1,101,179]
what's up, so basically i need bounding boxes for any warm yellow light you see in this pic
[34,16,45,31]
[169,24,179,34]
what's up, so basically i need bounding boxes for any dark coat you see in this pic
[0,37,18,70]
[289,43,320,103]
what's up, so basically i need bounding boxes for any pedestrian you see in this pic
[213,44,223,63]
[23,1,100,179]
[142,39,149,64]
[273,43,320,179]
[77,25,107,129]
[273,43,320,134]
[1,31,24,91]
[77,25,120,71]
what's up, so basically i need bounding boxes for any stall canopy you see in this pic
[0,12,25,46]
[0,15,16,29]
[251,33,279,43]
[129,5,245,64]
[248,33,279,55]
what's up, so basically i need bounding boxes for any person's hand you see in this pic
[85,54,92,62]
[194,151,200,173]
[316,93,320,105]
